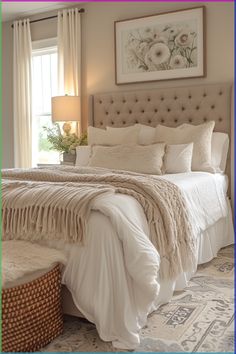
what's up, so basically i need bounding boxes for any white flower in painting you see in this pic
[170,55,187,69]
[137,42,150,57]
[126,49,140,69]
[140,27,153,40]
[144,53,157,71]
[148,43,170,65]
[175,31,192,47]
[144,52,152,66]
[167,26,180,39]
[153,34,168,45]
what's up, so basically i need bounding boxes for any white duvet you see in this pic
[42,171,232,349]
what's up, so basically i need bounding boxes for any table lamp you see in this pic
[51,95,80,135]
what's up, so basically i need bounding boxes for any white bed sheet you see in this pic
[41,172,234,349]
[159,172,228,233]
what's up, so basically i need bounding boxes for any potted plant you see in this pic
[44,124,87,163]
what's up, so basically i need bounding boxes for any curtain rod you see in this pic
[11,8,85,28]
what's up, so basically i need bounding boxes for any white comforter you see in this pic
[42,172,232,349]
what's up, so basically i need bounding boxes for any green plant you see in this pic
[43,123,87,153]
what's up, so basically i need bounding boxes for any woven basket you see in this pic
[2,264,63,352]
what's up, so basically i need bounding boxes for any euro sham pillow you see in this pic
[88,144,165,175]
[135,124,157,145]
[164,143,193,174]
[211,132,229,173]
[155,121,215,172]
[107,124,157,145]
[88,125,139,146]
[75,146,91,166]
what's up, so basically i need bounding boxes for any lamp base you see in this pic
[62,122,72,135]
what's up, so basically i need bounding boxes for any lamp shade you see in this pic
[51,96,80,122]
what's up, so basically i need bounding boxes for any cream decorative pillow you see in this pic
[211,132,229,173]
[88,125,139,146]
[75,146,91,166]
[107,124,157,145]
[89,144,165,175]
[135,124,157,145]
[164,143,193,174]
[155,121,215,172]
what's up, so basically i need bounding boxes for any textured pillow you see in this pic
[135,124,157,145]
[164,143,193,174]
[155,121,215,172]
[75,146,91,166]
[88,125,139,146]
[211,132,229,172]
[89,144,165,175]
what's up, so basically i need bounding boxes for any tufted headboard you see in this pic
[89,82,232,196]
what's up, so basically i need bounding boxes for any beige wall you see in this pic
[2,1,234,167]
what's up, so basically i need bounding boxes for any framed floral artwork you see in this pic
[115,6,205,84]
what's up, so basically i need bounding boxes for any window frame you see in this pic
[31,37,59,166]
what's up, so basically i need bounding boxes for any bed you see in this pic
[2,83,234,349]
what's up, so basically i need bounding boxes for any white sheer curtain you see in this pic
[13,19,32,168]
[57,8,81,97]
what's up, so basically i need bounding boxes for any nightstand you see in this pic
[37,163,60,167]
[60,162,75,166]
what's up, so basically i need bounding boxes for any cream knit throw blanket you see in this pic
[2,166,197,280]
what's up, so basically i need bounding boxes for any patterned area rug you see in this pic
[42,246,234,352]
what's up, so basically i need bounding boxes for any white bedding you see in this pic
[41,172,234,349]
[160,172,228,233]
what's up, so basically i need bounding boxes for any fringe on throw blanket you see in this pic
[2,166,197,280]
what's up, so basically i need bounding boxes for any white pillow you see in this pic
[88,125,139,146]
[164,143,193,174]
[156,121,215,172]
[75,146,91,166]
[135,124,157,145]
[211,132,229,172]
[107,123,157,145]
[89,144,165,175]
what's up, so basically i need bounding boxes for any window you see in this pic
[32,38,60,166]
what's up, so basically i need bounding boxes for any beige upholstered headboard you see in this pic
[89,82,232,196]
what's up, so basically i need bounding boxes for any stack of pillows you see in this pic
[76,122,229,175]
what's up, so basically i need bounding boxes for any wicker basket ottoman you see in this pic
[2,241,67,352]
